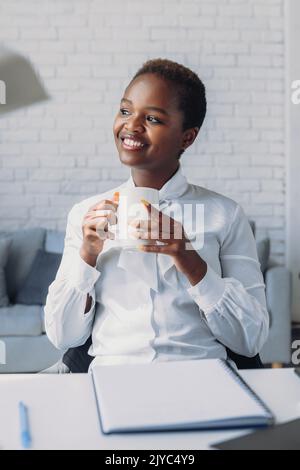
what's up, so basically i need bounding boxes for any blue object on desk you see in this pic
[18,401,31,449]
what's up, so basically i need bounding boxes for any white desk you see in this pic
[0,369,300,450]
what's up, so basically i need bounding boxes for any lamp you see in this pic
[0,47,49,115]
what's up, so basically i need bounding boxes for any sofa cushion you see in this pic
[15,249,62,306]
[4,228,46,302]
[45,230,65,254]
[256,238,270,275]
[0,304,43,336]
[0,237,12,307]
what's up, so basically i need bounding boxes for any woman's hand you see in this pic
[130,199,207,286]
[80,192,119,267]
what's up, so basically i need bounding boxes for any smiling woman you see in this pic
[44,58,269,372]
[114,74,189,180]
[113,59,206,189]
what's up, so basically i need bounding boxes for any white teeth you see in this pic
[123,138,144,148]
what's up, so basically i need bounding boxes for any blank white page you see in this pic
[92,359,272,433]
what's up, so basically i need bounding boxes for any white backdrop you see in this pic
[0,0,286,266]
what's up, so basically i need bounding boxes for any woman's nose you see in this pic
[125,114,144,132]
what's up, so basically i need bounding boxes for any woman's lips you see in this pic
[120,138,148,151]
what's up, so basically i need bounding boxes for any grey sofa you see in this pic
[261,265,292,364]
[0,224,292,373]
[0,228,64,373]
[251,226,292,365]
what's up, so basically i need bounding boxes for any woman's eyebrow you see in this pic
[120,98,169,116]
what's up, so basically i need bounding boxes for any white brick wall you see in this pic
[0,0,285,263]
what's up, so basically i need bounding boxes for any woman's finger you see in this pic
[96,218,115,239]
[137,243,178,255]
[139,231,174,242]
[130,214,180,236]
[86,209,117,225]
[96,218,109,231]
[88,199,119,213]
[129,218,159,231]
[128,226,154,240]
[83,216,109,230]
[84,211,117,225]
[87,203,118,215]
[82,225,114,241]
[96,228,115,241]
[130,226,184,242]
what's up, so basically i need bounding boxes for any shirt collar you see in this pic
[124,164,189,203]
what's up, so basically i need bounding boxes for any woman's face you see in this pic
[113,73,195,172]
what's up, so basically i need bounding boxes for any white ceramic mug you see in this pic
[115,187,159,249]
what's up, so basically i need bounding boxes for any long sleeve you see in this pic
[44,204,100,350]
[187,204,269,357]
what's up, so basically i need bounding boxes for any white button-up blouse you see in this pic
[44,166,269,367]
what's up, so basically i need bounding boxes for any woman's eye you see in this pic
[119,109,161,124]
[147,116,161,124]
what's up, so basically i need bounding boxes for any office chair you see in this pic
[226,348,263,370]
[62,337,263,372]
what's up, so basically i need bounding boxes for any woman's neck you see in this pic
[131,164,180,190]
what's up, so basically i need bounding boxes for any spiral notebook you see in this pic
[91,359,274,434]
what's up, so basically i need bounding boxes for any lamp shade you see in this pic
[0,47,49,115]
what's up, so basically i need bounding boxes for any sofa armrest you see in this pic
[260,266,292,364]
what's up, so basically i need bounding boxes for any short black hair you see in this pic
[130,58,207,132]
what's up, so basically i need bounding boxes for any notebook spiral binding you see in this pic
[220,359,275,423]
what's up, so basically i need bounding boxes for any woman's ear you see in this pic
[181,127,200,151]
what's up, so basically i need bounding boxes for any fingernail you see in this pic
[141,199,150,207]
[137,244,144,251]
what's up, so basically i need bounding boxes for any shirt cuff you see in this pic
[68,251,101,294]
[187,264,226,314]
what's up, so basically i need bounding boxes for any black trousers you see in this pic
[63,336,93,373]
[62,336,263,372]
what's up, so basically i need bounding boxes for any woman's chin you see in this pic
[119,152,149,168]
